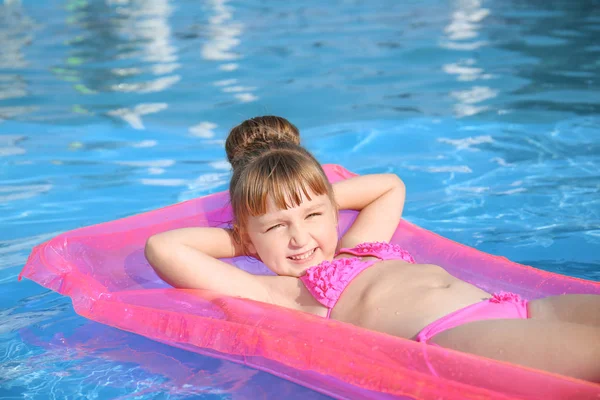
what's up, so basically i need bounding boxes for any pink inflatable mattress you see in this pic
[20,164,600,399]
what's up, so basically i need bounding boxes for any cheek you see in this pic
[255,234,285,259]
[318,216,339,246]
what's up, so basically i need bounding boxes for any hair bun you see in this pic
[225,116,300,169]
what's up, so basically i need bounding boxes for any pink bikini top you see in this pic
[299,242,415,318]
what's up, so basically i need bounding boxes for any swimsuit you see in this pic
[300,242,416,318]
[300,242,529,342]
[415,291,529,343]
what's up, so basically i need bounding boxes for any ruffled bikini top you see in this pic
[299,242,415,318]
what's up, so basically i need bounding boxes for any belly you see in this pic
[331,261,492,339]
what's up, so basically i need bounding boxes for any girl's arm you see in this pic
[144,227,273,302]
[333,173,406,248]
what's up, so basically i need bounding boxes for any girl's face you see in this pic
[245,190,338,277]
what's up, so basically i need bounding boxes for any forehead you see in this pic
[264,189,329,214]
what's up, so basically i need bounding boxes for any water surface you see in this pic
[1,0,599,398]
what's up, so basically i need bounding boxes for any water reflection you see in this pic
[0,1,33,69]
[0,135,26,157]
[203,0,258,103]
[0,183,52,203]
[441,0,489,49]
[442,59,492,82]
[184,0,255,182]
[201,0,241,62]
[10,320,328,400]
[189,121,218,138]
[106,102,168,129]
[110,0,181,94]
[53,0,179,126]
[441,0,496,118]
[0,0,37,119]
[497,0,600,116]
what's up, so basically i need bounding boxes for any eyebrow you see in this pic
[260,202,327,226]
[304,203,326,213]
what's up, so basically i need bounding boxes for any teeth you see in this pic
[289,248,315,261]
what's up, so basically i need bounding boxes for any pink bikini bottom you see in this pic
[416,292,529,344]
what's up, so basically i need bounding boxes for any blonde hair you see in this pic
[225,116,336,252]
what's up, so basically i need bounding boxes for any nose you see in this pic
[289,223,309,248]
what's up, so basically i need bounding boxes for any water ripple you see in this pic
[0,184,53,203]
[0,0,599,397]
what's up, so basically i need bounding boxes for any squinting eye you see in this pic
[266,224,282,232]
[307,212,322,218]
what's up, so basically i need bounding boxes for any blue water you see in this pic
[1,0,599,398]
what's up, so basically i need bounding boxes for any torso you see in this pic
[263,247,492,340]
[329,259,491,339]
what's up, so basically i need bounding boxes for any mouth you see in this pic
[287,248,317,263]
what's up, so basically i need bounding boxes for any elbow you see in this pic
[144,234,164,271]
[388,174,406,205]
[387,174,405,193]
[144,234,173,285]
[144,235,156,261]
[397,176,406,195]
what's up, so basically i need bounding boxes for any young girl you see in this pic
[145,116,600,383]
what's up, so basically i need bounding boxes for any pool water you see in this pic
[1,0,599,398]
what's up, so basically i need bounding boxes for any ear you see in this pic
[331,204,340,227]
[330,196,340,221]
[246,240,257,255]
[241,231,258,258]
